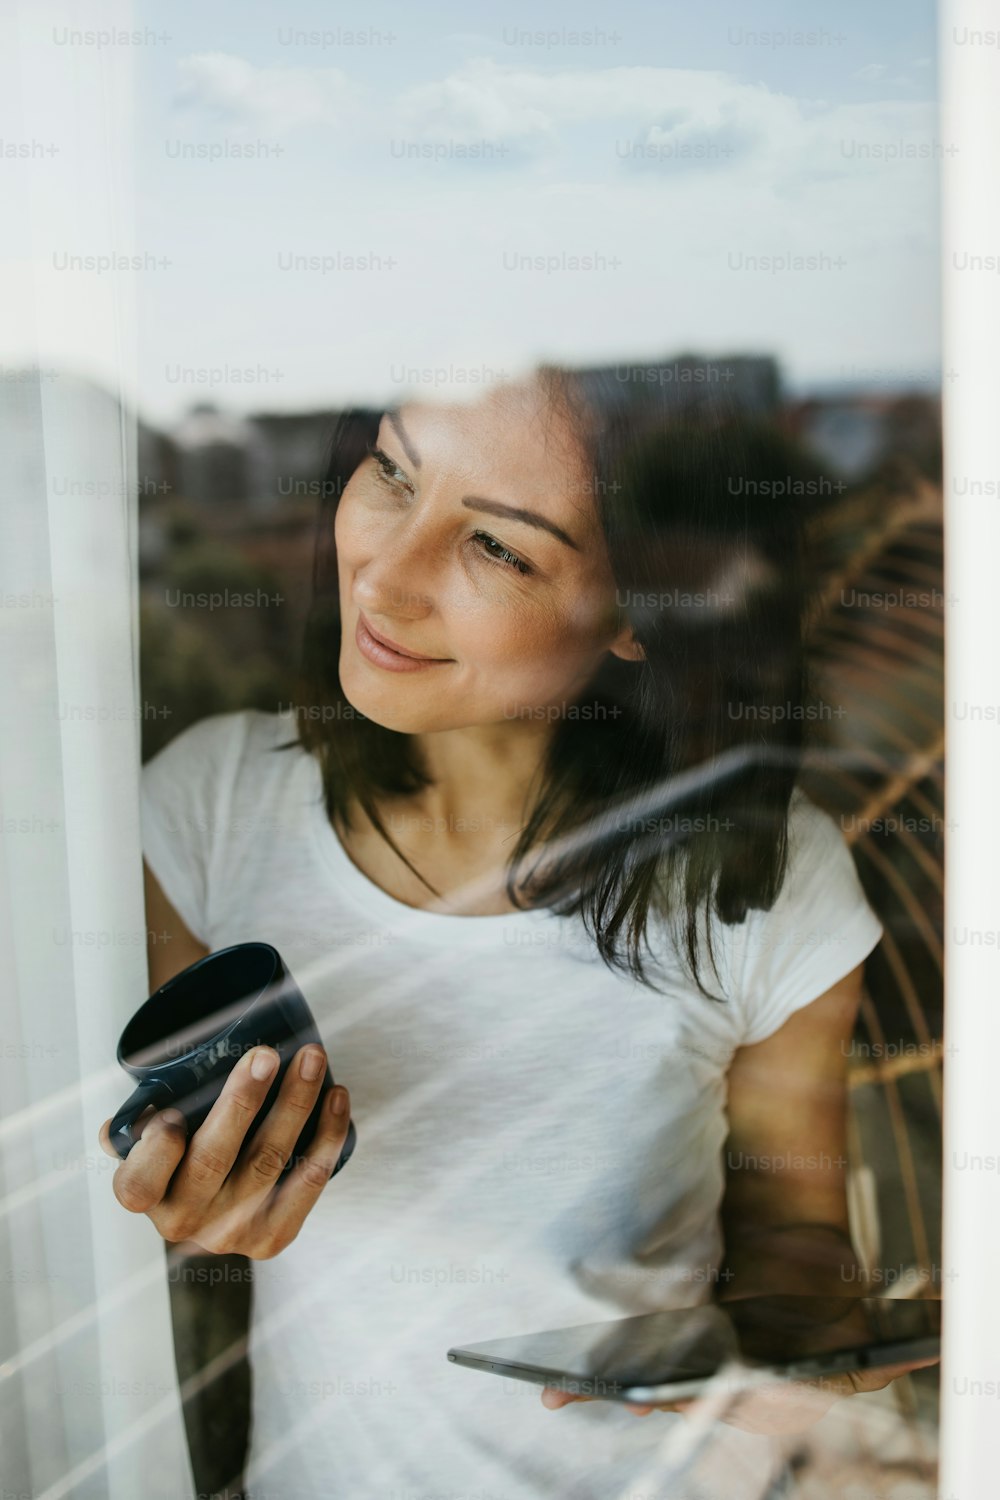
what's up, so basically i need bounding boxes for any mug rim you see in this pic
[117,941,281,1073]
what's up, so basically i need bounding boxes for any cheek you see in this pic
[334,489,390,602]
[333,491,362,572]
[463,588,609,703]
[499,573,615,660]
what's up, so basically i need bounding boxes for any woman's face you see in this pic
[334,379,640,735]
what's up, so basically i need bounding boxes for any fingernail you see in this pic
[251,1047,279,1081]
[158,1108,186,1129]
[331,1086,348,1115]
[299,1047,324,1082]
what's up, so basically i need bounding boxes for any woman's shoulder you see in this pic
[750,788,881,961]
[139,708,306,942]
[783,785,853,868]
[140,707,306,854]
[719,787,883,1046]
[142,706,299,783]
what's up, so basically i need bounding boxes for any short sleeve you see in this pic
[729,794,883,1047]
[140,712,244,946]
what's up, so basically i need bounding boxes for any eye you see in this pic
[368,445,414,494]
[473,530,532,576]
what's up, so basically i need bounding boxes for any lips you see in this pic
[358,613,444,661]
[354,612,451,674]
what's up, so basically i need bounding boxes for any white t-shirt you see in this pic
[140,708,883,1500]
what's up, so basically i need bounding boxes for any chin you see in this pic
[337,668,455,735]
[356,702,445,734]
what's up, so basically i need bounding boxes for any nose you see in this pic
[350,518,439,624]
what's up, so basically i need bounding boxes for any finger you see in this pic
[164,1046,280,1219]
[98,1118,117,1157]
[98,1104,159,1159]
[233,1045,329,1197]
[716,1376,850,1434]
[110,1109,188,1214]
[540,1388,587,1409]
[263,1085,352,1242]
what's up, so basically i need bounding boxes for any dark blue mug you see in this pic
[109,941,356,1177]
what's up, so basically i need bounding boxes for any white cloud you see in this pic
[397,58,762,150]
[393,60,936,186]
[130,53,939,420]
[854,63,889,81]
[398,59,555,150]
[171,53,937,187]
[174,52,358,137]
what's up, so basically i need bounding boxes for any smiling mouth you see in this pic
[355,612,452,673]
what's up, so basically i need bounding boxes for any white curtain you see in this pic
[0,4,193,1496]
[940,0,1000,1493]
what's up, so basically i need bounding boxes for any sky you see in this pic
[6,0,943,425]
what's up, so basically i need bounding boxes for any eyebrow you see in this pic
[461,496,580,551]
[386,409,421,470]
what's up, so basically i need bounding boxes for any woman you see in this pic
[101,368,919,1497]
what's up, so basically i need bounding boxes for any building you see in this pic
[172,404,267,507]
[570,352,782,418]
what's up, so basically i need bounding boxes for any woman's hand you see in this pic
[98,1043,350,1259]
[540,1352,939,1434]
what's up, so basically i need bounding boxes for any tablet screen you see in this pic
[448,1295,941,1393]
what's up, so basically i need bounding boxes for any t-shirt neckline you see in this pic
[295,722,554,947]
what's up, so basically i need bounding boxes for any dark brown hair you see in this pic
[281,366,812,994]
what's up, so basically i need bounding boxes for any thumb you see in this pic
[841,1355,940,1396]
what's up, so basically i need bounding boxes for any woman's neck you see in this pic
[336,719,555,916]
[409,718,554,828]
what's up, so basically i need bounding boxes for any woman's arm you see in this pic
[542,959,939,1423]
[716,962,866,1301]
[143,857,211,988]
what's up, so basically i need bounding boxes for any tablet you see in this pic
[446,1294,941,1404]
